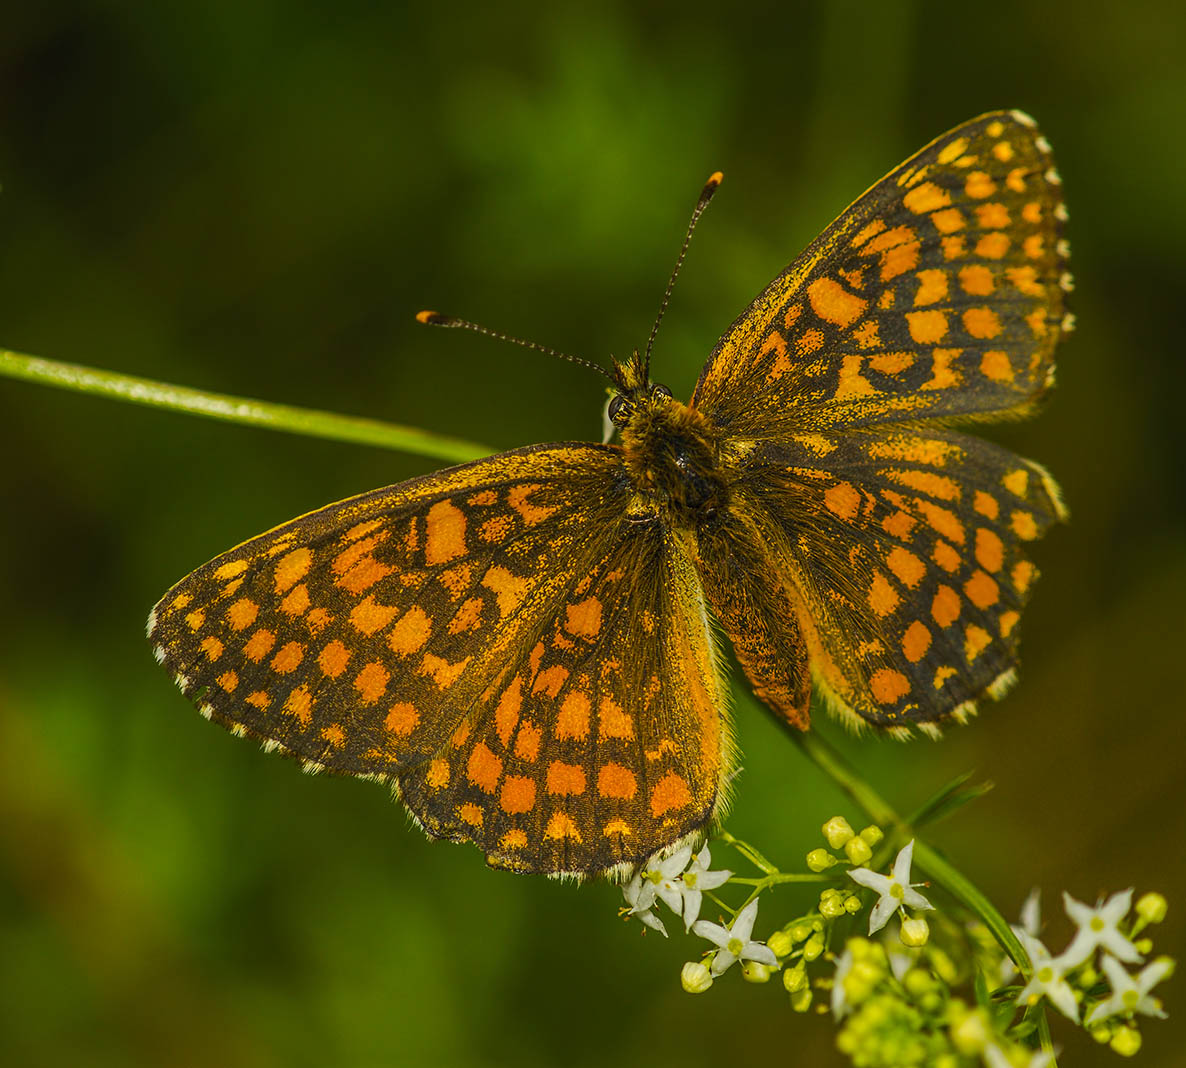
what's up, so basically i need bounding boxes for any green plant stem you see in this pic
[791,727,1056,1059]
[0,349,494,465]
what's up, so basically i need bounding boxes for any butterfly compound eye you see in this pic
[651,383,673,400]
[608,395,631,423]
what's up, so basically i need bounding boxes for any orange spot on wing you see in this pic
[467,742,502,793]
[500,775,536,814]
[420,653,469,689]
[532,665,569,698]
[913,269,948,306]
[556,691,591,740]
[868,571,900,617]
[903,181,950,215]
[931,207,967,234]
[917,500,965,544]
[975,528,1005,572]
[882,511,917,539]
[1012,560,1036,594]
[932,540,961,573]
[184,609,205,630]
[824,481,861,520]
[514,721,542,761]
[964,624,993,661]
[546,762,586,796]
[807,277,867,327]
[425,758,450,789]
[906,310,948,343]
[280,583,311,615]
[271,641,304,674]
[963,307,1002,339]
[1011,510,1039,540]
[965,171,997,198]
[975,232,1010,259]
[215,560,249,581]
[350,595,398,636]
[226,598,259,631]
[598,697,634,740]
[495,677,522,746]
[501,829,528,849]
[888,469,960,501]
[887,547,926,588]
[975,202,1010,230]
[564,597,602,639]
[597,763,637,800]
[795,328,824,356]
[274,547,312,593]
[959,264,994,295]
[980,350,1014,383]
[353,661,390,704]
[217,670,238,692]
[385,702,419,735]
[932,585,961,627]
[1000,611,1020,637]
[964,570,1000,609]
[649,772,692,817]
[602,819,632,838]
[448,596,485,635]
[283,685,313,725]
[544,812,581,841]
[507,484,557,526]
[388,607,431,655]
[974,491,1000,519]
[869,351,915,374]
[246,691,271,710]
[481,566,528,617]
[458,803,483,827]
[902,621,932,663]
[199,636,223,660]
[425,501,467,565]
[870,668,910,704]
[243,628,276,662]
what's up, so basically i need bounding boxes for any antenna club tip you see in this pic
[707,171,724,187]
[416,309,445,325]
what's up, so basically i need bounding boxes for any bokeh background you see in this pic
[2,2,1183,1065]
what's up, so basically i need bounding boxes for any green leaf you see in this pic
[910,771,994,828]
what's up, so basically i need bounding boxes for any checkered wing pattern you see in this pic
[692,111,1071,437]
[730,429,1065,729]
[149,443,730,874]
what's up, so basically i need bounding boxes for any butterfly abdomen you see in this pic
[620,396,730,526]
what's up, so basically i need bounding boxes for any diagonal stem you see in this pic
[0,349,494,465]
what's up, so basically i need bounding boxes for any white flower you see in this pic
[1002,888,1043,984]
[1062,889,1143,966]
[692,898,779,976]
[831,946,854,1019]
[1084,955,1173,1025]
[848,839,934,935]
[1015,929,1080,1022]
[676,845,732,930]
[622,845,695,936]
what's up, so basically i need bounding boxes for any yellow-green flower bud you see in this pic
[844,836,873,866]
[1110,1025,1142,1057]
[741,960,772,984]
[822,816,855,849]
[783,963,808,993]
[903,969,935,998]
[1136,892,1168,924]
[803,934,825,962]
[680,960,714,994]
[1134,937,1153,955]
[950,1006,991,1055]
[790,985,813,1013]
[848,960,882,1002]
[820,893,847,919]
[767,929,794,958]
[859,824,884,846]
[900,916,930,947]
[789,921,814,943]
[843,893,863,915]
[930,946,959,985]
[1088,1021,1114,1044]
[807,848,838,872]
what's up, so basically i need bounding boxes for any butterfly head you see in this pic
[607,350,676,430]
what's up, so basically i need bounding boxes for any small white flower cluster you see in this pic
[621,844,778,992]
[1011,888,1173,1029]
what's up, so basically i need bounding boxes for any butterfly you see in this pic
[149,110,1070,878]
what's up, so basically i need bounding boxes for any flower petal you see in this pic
[742,943,778,967]
[848,868,892,893]
[692,919,730,949]
[892,840,916,885]
[709,948,738,976]
[869,895,897,935]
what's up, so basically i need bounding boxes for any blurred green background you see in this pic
[2,2,1183,1065]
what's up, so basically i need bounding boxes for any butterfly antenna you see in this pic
[642,171,723,382]
[415,310,616,384]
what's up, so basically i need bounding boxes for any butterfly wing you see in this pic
[692,111,1070,729]
[149,443,731,874]
[693,110,1070,436]
[723,429,1065,730]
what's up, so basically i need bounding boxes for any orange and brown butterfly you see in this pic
[149,110,1070,878]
